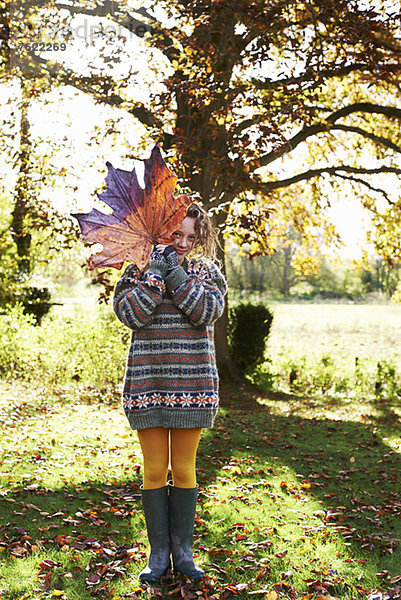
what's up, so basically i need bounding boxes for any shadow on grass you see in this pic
[0,478,147,599]
[198,383,401,574]
[1,381,401,598]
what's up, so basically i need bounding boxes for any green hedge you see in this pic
[228,303,274,373]
[0,303,129,386]
[0,301,274,385]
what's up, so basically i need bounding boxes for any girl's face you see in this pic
[171,217,197,264]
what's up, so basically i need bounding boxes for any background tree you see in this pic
[360,258,401,298]
[0,1,79,315]
[1,0,401,373]
[0,74,77,317]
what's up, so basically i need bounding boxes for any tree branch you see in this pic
[55,1,181,60]
[330,125,401,154]
[249,166,401,202]
[333,173,393,202]
[251,63,401,89]
[327,102,401,124]
[55,0,154,35]
[369,30,401,55]
[248,103,401,170]
[30,56,164,129]
[61,74,162,127]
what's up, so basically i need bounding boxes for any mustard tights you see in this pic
[137,427,202,490]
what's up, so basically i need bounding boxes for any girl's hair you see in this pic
[184,201,220,262]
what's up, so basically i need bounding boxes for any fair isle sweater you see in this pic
[113,256,228,430]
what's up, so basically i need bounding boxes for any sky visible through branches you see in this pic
[4,0,400,259]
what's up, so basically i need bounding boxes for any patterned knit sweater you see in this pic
[113,256,227,430]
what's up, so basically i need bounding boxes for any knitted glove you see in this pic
[162,246,179,274]
[148,248,169,278]
[150,248,165,262]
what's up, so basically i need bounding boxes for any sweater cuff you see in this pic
[148,259,169,278]
[165,266,189,292]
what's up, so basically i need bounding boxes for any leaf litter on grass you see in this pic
[0,380,401,599]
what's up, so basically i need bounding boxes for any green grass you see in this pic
[4,300,401,399]
[268,303,401,366]
[256,303,401,398]
[1,379,401,599]
[1,301,400,598]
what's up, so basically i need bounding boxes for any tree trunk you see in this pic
[11,80,33,278]
[242,256,248,293]
[282,245,291,297]
[214,230,241,381]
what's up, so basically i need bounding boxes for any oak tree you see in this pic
[1,0,401,372]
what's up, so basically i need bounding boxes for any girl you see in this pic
[113,202,227,583]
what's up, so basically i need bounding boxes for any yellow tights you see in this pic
[137,427,202,490]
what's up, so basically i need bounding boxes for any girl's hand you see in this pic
[151,245,178,273]
[150,245,171,261]
[160,245,179,273]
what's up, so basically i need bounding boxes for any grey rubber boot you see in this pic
[139,486,171,583]
[169,484,204,579]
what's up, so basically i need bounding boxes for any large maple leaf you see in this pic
[72,144,192,271]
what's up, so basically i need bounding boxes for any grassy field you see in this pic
[51,298,401,371]
[1,302,401,599]
[0,377,400,600]
[268,303,401,366]
[257,303,401,399]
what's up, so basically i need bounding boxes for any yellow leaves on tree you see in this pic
[225,185,342,276]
